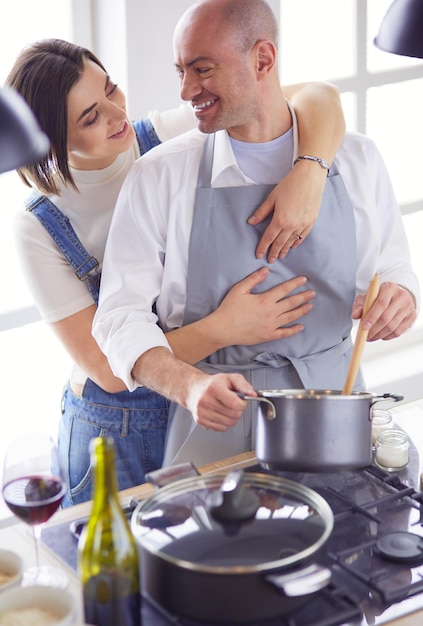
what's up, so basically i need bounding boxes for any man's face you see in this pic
[173,14,260,139]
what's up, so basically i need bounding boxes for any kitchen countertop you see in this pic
[1,398,423,625]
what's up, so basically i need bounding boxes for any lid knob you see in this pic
[207,471,259,526]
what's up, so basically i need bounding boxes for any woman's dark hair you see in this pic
[5,39,107,195]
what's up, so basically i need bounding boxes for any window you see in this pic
[280,0,423,211]
[0,1,73,461]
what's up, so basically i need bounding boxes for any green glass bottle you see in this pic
[78,437,141,626]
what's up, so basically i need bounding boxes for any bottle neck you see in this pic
[91,437,119,506]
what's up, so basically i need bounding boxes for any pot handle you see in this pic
[370,393,404,408]
[238,393,277,421]
[265,563,331,597]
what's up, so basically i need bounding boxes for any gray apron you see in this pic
[163,133,361,466]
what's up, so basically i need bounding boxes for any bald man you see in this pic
[94,0,418,467]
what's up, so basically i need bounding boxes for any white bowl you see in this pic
[0,585,75,625]
[0,551,22,592]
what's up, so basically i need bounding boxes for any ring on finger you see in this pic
[295,234,303,240]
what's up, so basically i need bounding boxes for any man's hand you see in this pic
[132,348,255,433]
[352,281,416,341]
[186,372,256,432]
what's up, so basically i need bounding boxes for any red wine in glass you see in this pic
[2,475,65,525]
[1,432,69,588]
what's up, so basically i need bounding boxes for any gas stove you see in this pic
[140,446,423,626]
[41,410,423,626]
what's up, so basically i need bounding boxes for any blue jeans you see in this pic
[59,379,169,507]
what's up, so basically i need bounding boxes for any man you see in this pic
[93,0,419,467]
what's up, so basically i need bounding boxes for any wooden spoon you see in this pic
[342,273,380,395]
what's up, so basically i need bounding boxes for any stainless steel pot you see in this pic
[131,465,334,622]
[243,389,403,471]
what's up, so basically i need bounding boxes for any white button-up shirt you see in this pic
[93,127,420,390]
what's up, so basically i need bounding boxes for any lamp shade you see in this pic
[0,86,49,174]
[374,0,423,59]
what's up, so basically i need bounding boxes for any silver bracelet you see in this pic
[293,155,330,172]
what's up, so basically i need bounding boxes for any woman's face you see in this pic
[67,59,135,170]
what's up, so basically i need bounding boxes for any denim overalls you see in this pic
[163,132,362,467]
[25,119,169,507]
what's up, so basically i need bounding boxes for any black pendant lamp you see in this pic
[0,86,49,174]
[374,0,423,59]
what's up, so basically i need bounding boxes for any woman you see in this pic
[6,39,345,506]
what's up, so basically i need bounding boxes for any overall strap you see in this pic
[25,193,101,304]
[25,120,161,305]
[132,118,161,154]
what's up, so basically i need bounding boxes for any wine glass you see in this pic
[1,431,68,588]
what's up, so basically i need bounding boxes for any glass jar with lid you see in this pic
[375,429,409,472]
